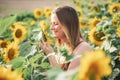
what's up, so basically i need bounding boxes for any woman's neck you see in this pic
[60,37,69,44]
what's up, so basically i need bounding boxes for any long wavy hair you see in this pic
[52,6,83,53]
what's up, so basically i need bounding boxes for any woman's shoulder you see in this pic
[73,41,92,55]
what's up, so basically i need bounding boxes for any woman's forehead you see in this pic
[51,14,58,21]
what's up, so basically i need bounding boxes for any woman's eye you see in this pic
[54,22,58,25]
[51,22,58,25]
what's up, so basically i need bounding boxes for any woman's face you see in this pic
[50,13,66,39]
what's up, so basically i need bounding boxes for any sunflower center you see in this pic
[8,48,15,60]
[112,21,118,25]
[94,20,100,26]
[81,22,87,26]
[94,32,105,41]
[37,11,41,16]
[15,29,22,38]
[78,11,82,16]
[43,23,46,26]
[0,78,8,80]
[89,64,99,80]
[94,6,100,12]
[113,7,119,13]
[46,9,50,12]
[86,63,99,80]
[1,42,7,48]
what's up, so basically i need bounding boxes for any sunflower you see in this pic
[112,13,120,26]
[0,40,10,49]
[88,1,96,8]
[88,27,106,46]
[112,20,119,26]
[78,50,112,80]
[46,37,54,45]
[13,22,25,26]
[39,20,53,44]
[12,26,27,43]
[88,1,100,13]
[30,20,35,26]
[89,17,101,30]
[93,6,100,12]
[44,7,52,13]
[0,66,24,80]
[9,22,25,31]
[34,8,43,19]
[45,11,52,19]
[118,55,120,60]
[4,42,19,63]
[79,17,88,29]
[109,3,120,15]
[0,51,2,56]
[39,20,48,31]
[9,24,16,31]
[116,27,120,37]
[44,32,54,45]
[76,9,83,16]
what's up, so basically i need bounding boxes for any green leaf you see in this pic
[46,67,63,80]
[40,62,50,69]
[23,67,32,79]
[109,46,117,53]
[11,56,25,69]
[55,68,78,80]
[29,54,42,64]
[0,15,16,35]
[25,45,37,58]
[101,40,111,51]
[19,41,32,57]
[31,30,42,41]
[108,68,120,80]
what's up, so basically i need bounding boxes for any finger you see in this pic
[41,39,49,46]
[39,42,44,48]
[44,42,48,46]
[41,39,45,44]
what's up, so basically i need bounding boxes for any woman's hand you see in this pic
[39,40,66,67]
[38,40,54,55]
[39,40,60,66]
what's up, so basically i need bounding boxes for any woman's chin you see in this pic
[53,35,57,38]
[53,35,59,38]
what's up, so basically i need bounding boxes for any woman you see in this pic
[39,6,92,70]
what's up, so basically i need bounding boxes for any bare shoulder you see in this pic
[67,42,92,70]
[73,41,92,55]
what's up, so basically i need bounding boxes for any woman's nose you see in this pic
[50,25,54,30]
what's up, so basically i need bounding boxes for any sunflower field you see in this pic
[0,0,120,80]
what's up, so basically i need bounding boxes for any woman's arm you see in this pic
[47,54,60,66]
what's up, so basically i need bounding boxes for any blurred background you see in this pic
[0,0,74,17]
[0,0,120,80]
